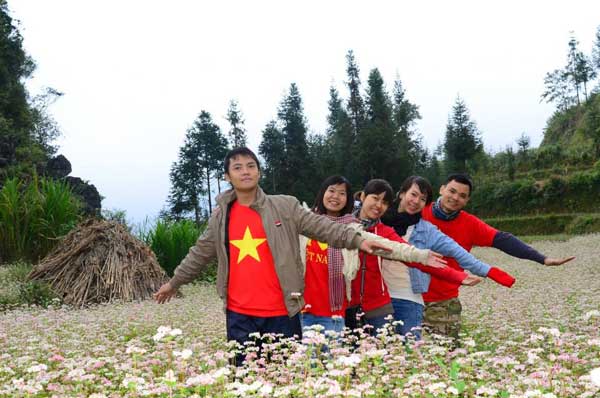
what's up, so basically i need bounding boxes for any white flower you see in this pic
[583,310,600,321]
[212,367,231,378]
[126,346,146,354]
[169,328,182,336]
[336,354,362,367]
[477,386,499,395]
[427,382,447,393]
[67,368,86,378]
[164,369,176,383]
[259,383,273,395]
[157,326,172,334]
[538,327,560,337]
[174,349,193,359]
[591,367,600,387]
[186,373,215,386]
[153,332,165,342]
[447,386,460,395]
[524,390,542,397]
[26,364,47,373]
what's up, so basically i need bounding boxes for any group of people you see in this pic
[154,147,575,357]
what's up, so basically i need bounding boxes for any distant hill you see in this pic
[540,92,600,155]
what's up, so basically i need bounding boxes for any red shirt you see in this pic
[227,201,287,317]
[303,240,347,317]
[350,222,469,311]
[422,203,497,302]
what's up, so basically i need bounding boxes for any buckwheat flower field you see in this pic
[1,235,599,397]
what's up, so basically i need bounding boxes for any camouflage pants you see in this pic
[423,298,462,340]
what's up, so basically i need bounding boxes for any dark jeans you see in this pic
[226,309,302,364]
[391,298,424,340]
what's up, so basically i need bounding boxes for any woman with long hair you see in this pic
[380,176,515,339]
[345,179,481,334]
[300,176,463,334]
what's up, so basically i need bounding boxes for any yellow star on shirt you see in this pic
[309,240,328,251]
[230,226,267,263]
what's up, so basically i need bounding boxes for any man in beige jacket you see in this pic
[154,147,443,354]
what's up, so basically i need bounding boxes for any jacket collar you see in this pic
[215,186,267,210]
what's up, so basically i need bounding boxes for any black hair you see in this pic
[444,173,474,195]
[312,175,353,216]
[398,176,434,205]
[224,147,261,174]
[362,179,394,205]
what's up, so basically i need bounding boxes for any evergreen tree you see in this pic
[593,25,600,73]
[443,97,483,173]
[326,85,356,183]
[392,77,423,181]
[345,50,366,137]
[307,133,332,195]
[574,52,596,101]
[516,132,531,165]
[168,111,228,222]
[168,145,204,223]
[258,120,285,193]
[359,68,397,184]
[225,99,247,147]
[541,68,572,110]
[277,83,312,202]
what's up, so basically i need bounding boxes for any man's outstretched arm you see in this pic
[492,231,575,266]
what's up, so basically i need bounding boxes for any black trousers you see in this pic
[226,309,302,364]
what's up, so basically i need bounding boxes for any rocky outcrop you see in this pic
[45,154,72,179]
[45,155,102,216]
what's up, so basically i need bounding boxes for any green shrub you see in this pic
[485,214,575,236]
[566,214,600,234]
[139,219,207,277]
[0,176,81,263]
[0,262,59,309]
[485,213,600,236]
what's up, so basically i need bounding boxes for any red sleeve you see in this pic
[377,223,468,284]
[469,213,498,247]
[405,261,467,284]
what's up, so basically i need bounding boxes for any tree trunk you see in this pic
[193,193,200,226]
[206,168,212,214]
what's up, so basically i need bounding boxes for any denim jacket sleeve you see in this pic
[422,220,491,276]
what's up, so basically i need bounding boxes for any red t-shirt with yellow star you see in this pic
[303,239,346,317]
[227,201,287,317]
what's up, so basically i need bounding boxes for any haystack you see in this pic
[29,219,168,307]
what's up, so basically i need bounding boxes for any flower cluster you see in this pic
[0,234,598,397]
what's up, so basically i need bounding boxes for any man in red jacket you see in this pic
[421,173,575,339]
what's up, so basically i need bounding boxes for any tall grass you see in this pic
[0,176,81,263]
[139,219,205,277]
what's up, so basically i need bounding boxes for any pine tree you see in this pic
[258,120,285,193]
[443,97,483,173]
[326,85,356,183]
[225,99,247,148]
[392,77,423,182]
[358,68,397,184]
[592,25,600,73]
[345,50,366,137]
[541,69,572,110]
[277,83,312,202]
[167,111,228,222]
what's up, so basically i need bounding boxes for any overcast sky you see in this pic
[8,1,600,224]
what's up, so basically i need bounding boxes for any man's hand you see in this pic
[544,256,575,266]
[425,251,447,268]
[359,239,391,254]
[153,282,177,304]
[461,274,482,286]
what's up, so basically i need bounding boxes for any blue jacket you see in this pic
[407,219,491,293]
